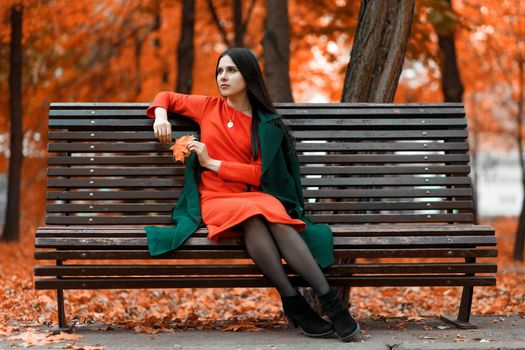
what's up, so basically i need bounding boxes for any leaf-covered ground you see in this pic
[1,218,524,338]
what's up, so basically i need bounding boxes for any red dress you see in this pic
[147,92,307,242]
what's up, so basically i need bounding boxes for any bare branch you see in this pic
[205,0,231,47]
[242,0,257,37]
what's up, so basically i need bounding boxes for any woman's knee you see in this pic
[239,214,266,231]
[266,222,296,238]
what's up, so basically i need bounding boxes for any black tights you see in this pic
[238,215,330,297]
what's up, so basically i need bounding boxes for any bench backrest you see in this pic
[46,102,473,226]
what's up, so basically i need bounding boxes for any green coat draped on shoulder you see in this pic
[145,111,334,268]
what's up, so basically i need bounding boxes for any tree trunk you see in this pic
[233,0,243,47]
[176,0,195,93]
[263,0,294,102]
[342,0,415,102]
[152,0,169,84]
[434,0,475,223]
[134,32,145,97]
[2,5,23,242]
[513,50,525,261]
[336,0,415,306]
[436,1,464,103]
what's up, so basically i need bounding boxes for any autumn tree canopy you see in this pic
[0,0,523,240]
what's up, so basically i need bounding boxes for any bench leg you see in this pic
[440,285,477,329]
[440,256,478,329]
[51,289,74,334]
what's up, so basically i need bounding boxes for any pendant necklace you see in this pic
[226,106,235,128]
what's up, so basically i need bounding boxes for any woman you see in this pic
[147,47,359,342]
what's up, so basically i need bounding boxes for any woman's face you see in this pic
[216,55,247,98]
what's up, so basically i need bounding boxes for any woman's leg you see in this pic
[265,221,331,296]
[238,215,297,297]
[240,216,335,337]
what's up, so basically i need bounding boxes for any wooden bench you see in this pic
[34,102,497,331]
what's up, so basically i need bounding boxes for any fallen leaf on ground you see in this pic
[8,330,82,347]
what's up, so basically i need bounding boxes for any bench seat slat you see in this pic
[34,248,498,260]
[34,235,497,249]
[34,275,495,290]
[34,263,497,276]
[36,224,495,235]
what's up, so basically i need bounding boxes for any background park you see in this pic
[1,0,525,348]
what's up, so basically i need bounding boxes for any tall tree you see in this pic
[2,4,23,241]
[338,0,416,306]
[342,0,415,102]
[176,0,195,93]
[434,0,464,103]
[263,0,294,102]
[233,0,243,47]
[513,0,525,261]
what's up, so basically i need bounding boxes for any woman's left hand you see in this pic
[187,140,213,168]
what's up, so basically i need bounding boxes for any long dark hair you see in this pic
[215,47,296,160]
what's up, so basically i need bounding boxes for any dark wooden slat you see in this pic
[48,131,197,141]
[46,203,175,213]
[48,130,466,141]
[47,176,471,188]
[34,248,498,260]
[305,201,473,211]
[33,275,495,290]
[48,118,467,128]
[48,107,465,117]
[34,263,497,276]
[292,130,467,139]
[47,167,182,177]
[46,190,180,200]
[45,216,173,225]
[47,154,470,166]
[47,165,471,177]
[47,178,183,188]
[48,141,469,153]
[301,177,471,187]
[34,224,495,236]
[309,213,474,224]
[50,101,463,108]
[301,188,473,198]
[34,235,497,249]
[45,188,472,200]
[46,200,473,213]
[44,213,476,225]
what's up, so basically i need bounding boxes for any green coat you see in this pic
[145,111,335,268]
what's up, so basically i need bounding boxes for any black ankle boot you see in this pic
[318,287,360,342]
[281,291,334,337]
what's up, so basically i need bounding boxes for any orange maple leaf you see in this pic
[169,135,196,163]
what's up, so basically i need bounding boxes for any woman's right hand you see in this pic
[153,107,172,143]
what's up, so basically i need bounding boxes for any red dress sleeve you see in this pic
[146,91,210,125]
[217,155,262,187]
